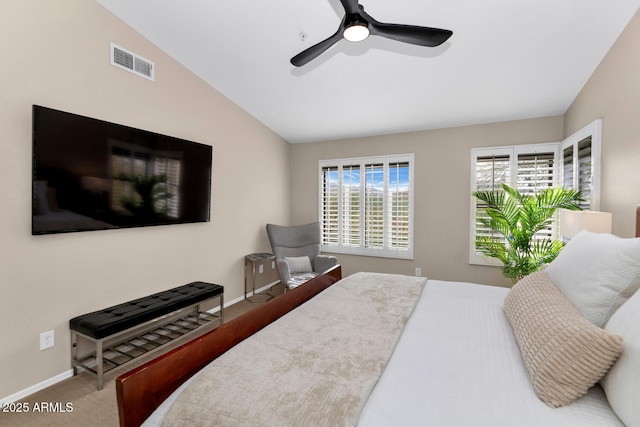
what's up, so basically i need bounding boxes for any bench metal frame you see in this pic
[71,294,223,390]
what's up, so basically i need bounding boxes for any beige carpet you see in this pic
[0,285,284,427]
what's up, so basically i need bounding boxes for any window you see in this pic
[471,144,558,265]
[470,119,601,265]
[560,120,602,210]
[320,154,414,259]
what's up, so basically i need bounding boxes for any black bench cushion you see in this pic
[70,282,223,339]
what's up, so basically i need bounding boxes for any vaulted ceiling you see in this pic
[97,0,640,143]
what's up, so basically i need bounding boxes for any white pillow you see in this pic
[602,289,640,427]
[284,256,313,274]
[545,230,640,327]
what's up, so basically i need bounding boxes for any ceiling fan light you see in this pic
[343,23,370,42]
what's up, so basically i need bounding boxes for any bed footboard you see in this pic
[115,265,342,427]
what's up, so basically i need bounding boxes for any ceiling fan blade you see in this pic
[369,21,452,47]
[291,30,343,67]
[339,0,361,16]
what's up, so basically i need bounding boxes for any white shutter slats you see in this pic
[476,155,510,191]
[562,136,593,209]
[364,163,384,249]
[517,153,554,195]
[472,120,601,265]
[321,166,339,245]
[388,162,410,251]
[563,146,575,191]
[320,155,413,259]
[341,164,360,247]
[577,138,592,208]
[474,155,510,243]
[471,147,556,264]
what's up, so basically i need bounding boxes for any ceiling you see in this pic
[96,0,640,143]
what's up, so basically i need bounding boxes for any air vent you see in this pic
[110,43,154,81]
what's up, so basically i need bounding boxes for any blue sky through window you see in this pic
[326,164,409,191]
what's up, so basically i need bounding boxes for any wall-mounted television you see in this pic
[32,105,212,235]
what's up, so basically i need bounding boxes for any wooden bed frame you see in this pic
[115,265,342,427]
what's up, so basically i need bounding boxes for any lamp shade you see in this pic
[559,209,613,239]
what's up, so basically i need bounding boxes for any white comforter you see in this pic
[358,280,623,426]
[146,277,622,426]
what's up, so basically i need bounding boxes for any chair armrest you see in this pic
[275,258,291,286]
[313,255,338,274]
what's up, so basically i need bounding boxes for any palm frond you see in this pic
[473,184,583,282]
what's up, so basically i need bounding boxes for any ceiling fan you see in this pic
[291,0,453,67]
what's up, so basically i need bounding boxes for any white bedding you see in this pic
[145,278,623,426]
[358,280,622,427]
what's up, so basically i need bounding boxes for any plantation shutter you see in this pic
[364,163,384,249]
[517,152,556,240]
[577,137,593,209]
[474,154,510,244]
[516,152,555,195]
[560,120,601,210]
[321,166,339,245]
[562,145,574,192]
[319,155,413,259]
[388,161,410,251]
[470,120,601,265]
[341,164,361,246]
[470,144,558,265]
[562,136,593,209]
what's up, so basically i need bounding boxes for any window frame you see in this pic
[469,119,602,266]
[319,154,415,259]
[470,143,560,266]
[560,119,602,210]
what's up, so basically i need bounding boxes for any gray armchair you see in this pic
[266,222,338,290]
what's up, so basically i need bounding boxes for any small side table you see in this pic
[245,253,279,303]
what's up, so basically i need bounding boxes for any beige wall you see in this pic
[290,8,640,295]
[2,0,639,404]
[0,0,290,398]
[565,9,640,238]
[290,117,564,286]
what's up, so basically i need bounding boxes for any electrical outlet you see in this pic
[40,330,55,351]
[258,264,264,274]
[415,267,422,277]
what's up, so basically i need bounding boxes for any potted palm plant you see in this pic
[472,184,583,282]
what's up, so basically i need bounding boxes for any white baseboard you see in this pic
[206,281,278,314]
[0,369,74,405]
[2,288,279,404]
[207,293,242,314]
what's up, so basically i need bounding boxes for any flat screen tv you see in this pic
[32,105,212,235]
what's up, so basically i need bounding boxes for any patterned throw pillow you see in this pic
[503,271,623,407]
